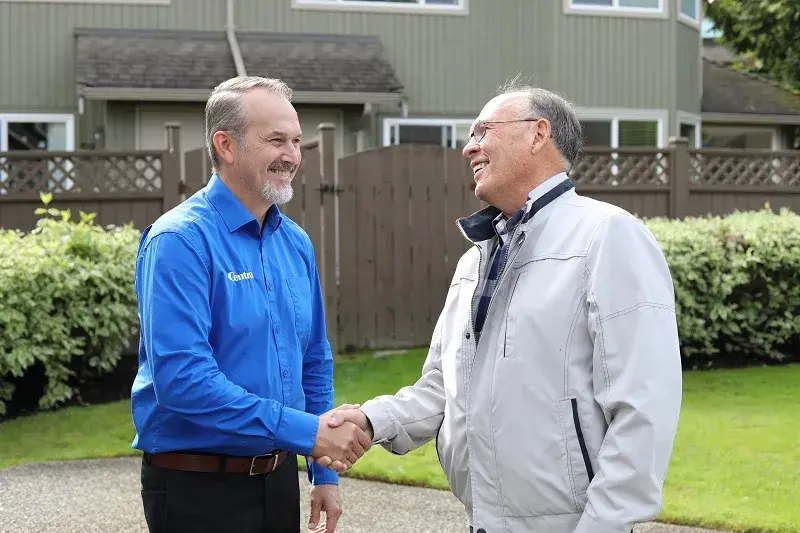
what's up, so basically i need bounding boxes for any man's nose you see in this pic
[462,137,480,158]
[284,145,301,166]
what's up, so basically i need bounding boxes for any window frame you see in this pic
[564,0,666,19]
[678,0,701,27]
[382,117,475,149]
[0,113,76,193]
[677,111,702,149]
[577,108,667,148]
[0,113,76,152]
[292,0,468,16]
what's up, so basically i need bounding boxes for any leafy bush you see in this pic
[0,194,141,415]
[646,206,800,369]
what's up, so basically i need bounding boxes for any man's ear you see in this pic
[213,131,237,167]
[530,119,552,156]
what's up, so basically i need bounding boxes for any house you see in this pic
[1,0,798,163]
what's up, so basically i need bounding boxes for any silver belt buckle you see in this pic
[249,452,279,475]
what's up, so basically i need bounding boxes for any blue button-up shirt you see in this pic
[131,173,337,485]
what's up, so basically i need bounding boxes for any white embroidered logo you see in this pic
[227,271,255,282]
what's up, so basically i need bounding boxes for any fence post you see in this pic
[317,123,339,354]
[162,122,182,212]
[669,136,690,219]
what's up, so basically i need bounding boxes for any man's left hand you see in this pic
[308,484,342,533]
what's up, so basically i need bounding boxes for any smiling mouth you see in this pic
[473,162,488,178]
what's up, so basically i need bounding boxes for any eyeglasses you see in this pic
[468,118,543,144]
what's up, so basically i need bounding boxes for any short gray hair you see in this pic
[205,76,293,171]
[495,77,583,171]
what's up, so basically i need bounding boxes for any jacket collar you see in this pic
[457,173,574,244]
[205,173,283,234]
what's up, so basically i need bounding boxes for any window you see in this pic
[382,118,474,149]
[0,114,76,194]
[293,0,466,15]
[567,0,664,16]
[576,110,666,182]
[702,126,777,150]
[579,116,664,148]
[677,112,702,148]
[680,0,699,21]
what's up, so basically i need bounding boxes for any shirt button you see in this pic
[465,332,471,339]
[268,283,273,291]
[282,370,289,378]
[275,327,281,334]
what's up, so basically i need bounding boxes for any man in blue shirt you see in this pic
[132,76,371,533]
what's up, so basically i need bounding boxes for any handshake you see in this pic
[309,404,373,472]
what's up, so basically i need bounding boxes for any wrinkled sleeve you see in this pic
[359,308,446,455]
[300,242,338,486]
[137,230,319,456]
[575,213,683,533]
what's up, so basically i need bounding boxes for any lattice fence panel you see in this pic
[0,153,163,194]
[690,152,800,186]
[570,151,670,186]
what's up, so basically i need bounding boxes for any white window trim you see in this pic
[0,113,75,152]
[678,0,701,28]
[577,107,667,148]
[0,0,169,4]
[0,113,76,193]
[292,0,468,16]
[382,117,475,148]
[564,0,666,19]
[677,111,702,148]
[702,124,781,150]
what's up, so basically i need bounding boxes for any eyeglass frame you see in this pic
[467,117,546,144]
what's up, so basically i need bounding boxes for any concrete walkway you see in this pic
[0,457,725,533]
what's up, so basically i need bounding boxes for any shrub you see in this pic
[0,194,141,415]
[646,206,800,369]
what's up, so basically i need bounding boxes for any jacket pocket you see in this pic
[557,397,595,510]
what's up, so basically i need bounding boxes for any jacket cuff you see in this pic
[359,401,393,444]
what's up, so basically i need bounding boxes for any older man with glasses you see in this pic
[315,82,683,533]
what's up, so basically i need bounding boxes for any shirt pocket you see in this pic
[286,276,313,347]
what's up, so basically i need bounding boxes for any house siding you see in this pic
[234,0,680,115]
[0,0,224,110]
[0,0,701,149]
[676,21,702,115]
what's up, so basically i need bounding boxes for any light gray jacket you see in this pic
[360,174,683,533]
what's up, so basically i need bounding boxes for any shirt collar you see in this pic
[492,172,571,237]
[205,173,283,234]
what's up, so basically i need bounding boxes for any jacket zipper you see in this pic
[570,398,595,481]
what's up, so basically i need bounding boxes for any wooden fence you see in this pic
[2,127,800,353]
[0,124,183,231]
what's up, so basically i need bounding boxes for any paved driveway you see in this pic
[0,457,723,533]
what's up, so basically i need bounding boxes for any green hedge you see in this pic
[1,200,798,415]
[0,196,141,415]
[647,206,800,369]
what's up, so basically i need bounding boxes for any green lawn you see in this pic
[1,350,798,533]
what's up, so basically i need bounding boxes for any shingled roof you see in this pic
[75,28,237,91]
[74,28,403,96]
[702,39,800,116]
[237,32,402,94]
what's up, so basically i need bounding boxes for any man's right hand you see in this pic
[308,406,374,472]
[310,409,372,471]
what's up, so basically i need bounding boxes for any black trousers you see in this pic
[140,453,300,533]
